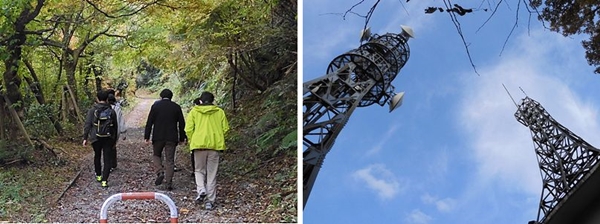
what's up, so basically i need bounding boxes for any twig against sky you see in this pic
[343,0,382,45]
[443,0,481,76]
[500,0,521,56]
[476,0,504,33]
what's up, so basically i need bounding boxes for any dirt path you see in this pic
[45,93,255,223]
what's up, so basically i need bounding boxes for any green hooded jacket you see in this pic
[184,105,229,151]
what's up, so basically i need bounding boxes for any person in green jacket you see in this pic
[185,91,229,210]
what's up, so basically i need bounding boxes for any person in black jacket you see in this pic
[144,89,186,190]
[83,90,119,188]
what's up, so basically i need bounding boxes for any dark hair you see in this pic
[97,90,109,101]
[108,94,116,104]
[193,97,201,105]
[199,91,214,104]
[160,89,173,100]
[107,89,116,95]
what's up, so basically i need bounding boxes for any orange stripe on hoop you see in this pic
[170,217,178,223]
[121,192,156,200]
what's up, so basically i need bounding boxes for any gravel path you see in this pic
[45,93,259,223]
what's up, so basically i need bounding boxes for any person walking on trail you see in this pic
[188,97,201,175]
[107,89,127,171]
[83,89,119,188]
[144,89,187,191]
[185,91,229,210]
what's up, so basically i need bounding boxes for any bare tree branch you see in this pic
[84,0,160,18]
[443,0,480,76]
[344,0,368,20]
[500,0,521,56]
[476,0,504,33]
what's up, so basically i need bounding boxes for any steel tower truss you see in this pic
[303,30,412,207]
[515,97,600,223]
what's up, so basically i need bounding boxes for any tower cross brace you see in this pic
[515,97,600,223]
[303,28,413,208]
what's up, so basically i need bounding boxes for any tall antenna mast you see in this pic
[514,97,600,223]
[303,25,414,208]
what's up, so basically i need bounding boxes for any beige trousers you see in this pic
[194,149,220,203]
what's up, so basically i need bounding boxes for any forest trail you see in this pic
[44,91,261,223]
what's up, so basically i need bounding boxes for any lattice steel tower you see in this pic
[515,97,600,223]
[303,26,414,208]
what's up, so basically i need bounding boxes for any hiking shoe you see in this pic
[195,193,206,204]
[205,201,214,210]
[101,181,108,188]
[174,166,181,172]
[96,176,102,182]
[155,172,164,186]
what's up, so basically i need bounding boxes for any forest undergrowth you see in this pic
[0,75,297,222]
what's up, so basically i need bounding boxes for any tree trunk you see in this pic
[65,84,83,125]
[1,0,45,121]
[2,94,34,147]
[0,96,5,139]
[65,55,79,104]
[83,61,93,101]
[23,59,64,134]
[228,52,238,110]
[93,65,103,93]
[60,89,67,122]
[3,32,26,120]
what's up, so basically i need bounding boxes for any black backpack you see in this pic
[94,107,115,138]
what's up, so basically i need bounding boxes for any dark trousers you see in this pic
[93,138,116,182]
[152,141,176,185]
[111,145,118,168]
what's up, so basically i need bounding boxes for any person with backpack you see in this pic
[185,92,229,210]
[144,89,187,191]
[107,89,127,171]
[83,90,119,188]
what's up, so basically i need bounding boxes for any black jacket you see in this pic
[144,98,186,143]
[83,102,119,143]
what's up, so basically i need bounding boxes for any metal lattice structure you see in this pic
[303,27,413,208]
[515,97,600,223]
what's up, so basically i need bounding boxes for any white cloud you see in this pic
[353,164,404,199]
[367,124,399,155]
[406,209,433,224]
[421,193,457,213]
[458,28,600,195]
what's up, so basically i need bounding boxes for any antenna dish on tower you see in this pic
[360,27,372,42]
[400,25,415,39]
[389,92,405,112]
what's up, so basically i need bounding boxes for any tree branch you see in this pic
[476,0,503,33]
[500,0,521,56]
[24,0,46,23]
[84,0,160,18]
[443,0,480,76]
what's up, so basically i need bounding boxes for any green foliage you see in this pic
[0,0,296,221]
[528,0,600,73]
[23,103,56,138]
[0,140,33,163]
[280,130,297,150]
[135,60,163,88]
[0,170,24,220]
[0,167,52,222]
[0,172,24,203]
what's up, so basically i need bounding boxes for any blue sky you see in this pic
[301,1,600,224]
